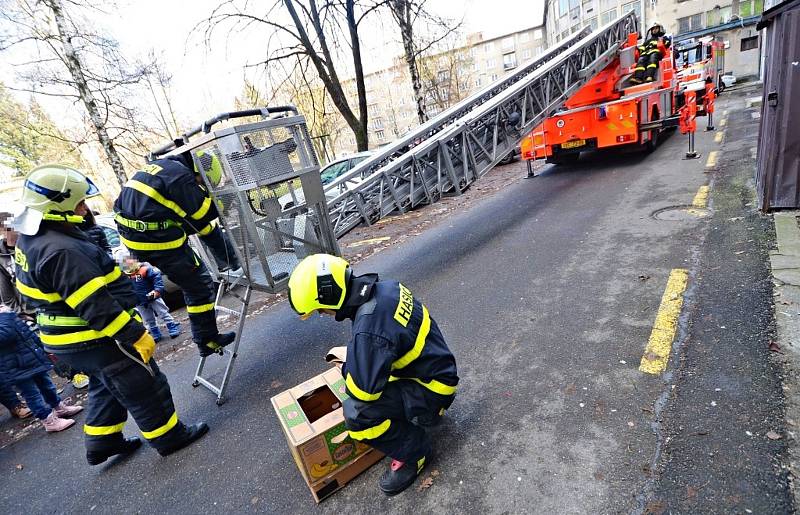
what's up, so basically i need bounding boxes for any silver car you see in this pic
[278,151,373,211]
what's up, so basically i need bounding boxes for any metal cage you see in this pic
[153,107,340,294]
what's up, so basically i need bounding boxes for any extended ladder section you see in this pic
[325,12,639,237]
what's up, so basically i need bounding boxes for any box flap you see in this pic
[272,391,314,446]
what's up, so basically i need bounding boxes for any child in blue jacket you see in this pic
[121,258,182,342]
[0,307,83,432]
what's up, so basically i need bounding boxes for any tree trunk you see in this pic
[346,0,369,151]
[46,0,128,187]
[283,0,368,152]
[391,0,427,125]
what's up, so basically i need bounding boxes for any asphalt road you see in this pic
[0,86,788,514]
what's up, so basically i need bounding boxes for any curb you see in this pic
[769,210,800,510]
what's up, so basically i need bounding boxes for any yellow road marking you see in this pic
[714,131,724,144]
[705,151,719,169]
[639,269,689,375]
[347,236,391,248]
[692,185,710,208]
[719,118,727,127]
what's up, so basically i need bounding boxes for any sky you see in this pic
[2,0,545,135]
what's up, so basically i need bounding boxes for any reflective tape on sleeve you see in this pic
[345,373,382,402]
[190,196,212,220]
[65,268,122,309]
[15,280,62,303]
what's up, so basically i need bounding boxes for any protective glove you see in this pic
[146,290,159,301]
[132,331,156,363]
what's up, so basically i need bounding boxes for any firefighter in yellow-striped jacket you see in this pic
[113,150,238,357]
[631,21,672,84]
[288,254,459,496]
[13,165,208,464]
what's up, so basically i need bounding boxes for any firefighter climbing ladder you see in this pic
[324,12,640,238]
[147,12,639,405]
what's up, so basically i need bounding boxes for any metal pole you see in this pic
[706,111,715,131]
[685,132,700,159]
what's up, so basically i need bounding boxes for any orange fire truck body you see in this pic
[521,31,718,164]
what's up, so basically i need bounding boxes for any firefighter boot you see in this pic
[157,422,209,456]
[86,437,142,466]
[198,332,236,357]
[166,322,182,339]
[379,457,426,496]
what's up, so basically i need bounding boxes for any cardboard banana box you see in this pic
[271,365,384,502]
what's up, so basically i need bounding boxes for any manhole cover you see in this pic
[651,205,710,221]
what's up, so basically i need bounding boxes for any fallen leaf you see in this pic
[250,497,259,505]
[15,464,23,470]
[270,380,283,389]
[768,341,783,353]
[767,430,782,440]
[686,485,698,499]
[644,500,666,515]
[564,384,576,396]
[593,472,605,480]
[417,476,434,491]
[430,469,440,477]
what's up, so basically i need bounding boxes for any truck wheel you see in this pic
[546,153,580,165]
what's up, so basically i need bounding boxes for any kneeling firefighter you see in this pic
[288,254,459,495]
[113,148,239,357]
[13,165,208,464]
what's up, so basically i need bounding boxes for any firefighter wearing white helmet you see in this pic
[631,20,673,84]
[14,164,209,464]
[113,149,239,357]
[288,253,459,496]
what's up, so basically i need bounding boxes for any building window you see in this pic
[740,0,765,17]
[439,88,449,100]
[559,0,569,16]
[520,31,530,42]
[622,1,641,21]
[677,13,703,34]
[741,35,759,51]
[475,77,482,87]
[706,6,732,27]
[503,53,518,70]
[372,117,384,130]
[522,48,532,59]
[460,81,468,91]
[491,73,499,81]
[473,61,480,71]
[368,104,379,116]
[484,41,494,53]
[376,129,385,141]
[534,28,543,39]
[586,16,598,30]
[486,59,496,68]
[437,70,450,83]
[502,37,514,51]
[600,8,617,25]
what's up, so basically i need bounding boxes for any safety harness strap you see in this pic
[115,214,181,232]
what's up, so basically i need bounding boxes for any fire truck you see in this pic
[520,30,720,165]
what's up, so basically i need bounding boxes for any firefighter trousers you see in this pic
[633,52,662,82]
[56,343,194,455]
[133,243,218,345]
[343,379,455,463]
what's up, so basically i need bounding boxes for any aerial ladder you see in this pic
[323,12,640,237]
[145,12,640,404]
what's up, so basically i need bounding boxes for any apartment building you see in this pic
[334,25,547,155]
[545,0,763,78]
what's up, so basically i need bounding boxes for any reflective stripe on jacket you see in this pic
[14,223,145,354]
[342,280,458,402]
[113,156,220,252]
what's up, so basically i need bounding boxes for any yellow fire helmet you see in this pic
[14,164,100,235]
[194,150,223,187]
[287,254,351,320]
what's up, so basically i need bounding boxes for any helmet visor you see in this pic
[85,177,100,197]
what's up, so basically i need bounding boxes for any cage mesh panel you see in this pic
[190,120,331,293]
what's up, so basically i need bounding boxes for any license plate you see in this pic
[561,139,586,149]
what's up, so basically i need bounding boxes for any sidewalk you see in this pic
[770,211,800,507]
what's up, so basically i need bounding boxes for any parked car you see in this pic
[95,214,181,292]
[720,73,737,91]
[278,151,373,211]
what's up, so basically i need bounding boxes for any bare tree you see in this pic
[418,42,473,115]
[384,0,462,125]
[201,0,378,151]
[0,0,162,186]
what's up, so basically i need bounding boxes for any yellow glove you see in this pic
[132,332,156,363]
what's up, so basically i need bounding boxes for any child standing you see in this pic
[122,258,182,342]
[0,308,82,431]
